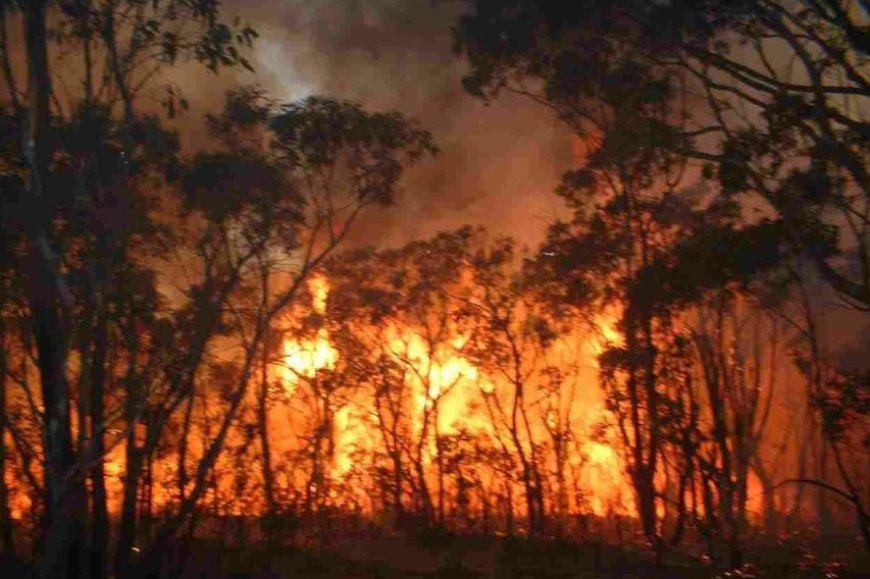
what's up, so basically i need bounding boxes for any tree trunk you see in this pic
[621,308,658,549]
[753,460,777,535]
[392,448,403,518]
[0,320,14,554]
[414,416,435,524]
[23,3,83,578]
[374,384,404,522]
[257,339,278,571]
[504,481,514,535]
[116,321,143,579]
[90,311,109,579]
[116,448,141,579]
[817,438,832,533]
[509,408,538,536]
[434,405,445,526]
[257,342,276,521]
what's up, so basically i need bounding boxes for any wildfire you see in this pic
[3,273,772,532]
[590,312,621,357]
[279,275,635,519]
[578,439,634,516]
[281,275,338,398]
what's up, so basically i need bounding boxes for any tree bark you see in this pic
[0,319,14,554]
[89,310,109,579]
[115,320,141,579]
[22,2,83,578]
[257,338,276,521]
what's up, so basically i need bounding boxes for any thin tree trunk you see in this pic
[0,2,21,113]
[177,390,195,504]
[257,335,278,571]
[414,411,435,524]
[789,438,808,530]
[257,339,276,520]
[116,319,141,579]
[90,310,109,579]
[828,440,870,554]
[504,480,514,535]
[817,437,832,533]
[392,447,403,519]
[753,459,777,535]
[434,405,445,527]
[117,448,141,579]
[0,320,14,554]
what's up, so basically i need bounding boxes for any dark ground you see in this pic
[1,528,866,578]
[180,530,868,579]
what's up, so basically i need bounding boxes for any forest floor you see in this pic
[2,526,866,578]
[178,530,870,579]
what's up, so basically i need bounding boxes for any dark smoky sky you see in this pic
[172,0,576,249]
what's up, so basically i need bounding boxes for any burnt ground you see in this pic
[1,529,866,578]
[179,531,868,579]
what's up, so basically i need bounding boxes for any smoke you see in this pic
[206,0,576,248]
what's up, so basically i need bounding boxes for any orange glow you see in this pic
[3,275,776,534]
[278,276,636,520]
[281,275,338,398]
[578,439,634,516]
[591,312,621,356]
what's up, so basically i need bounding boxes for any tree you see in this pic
[131,88,434,576]
[455,0,868,310]
[323,248,415,524]
[462,235,569,537]
[523,80,704,559]
[327,229,475,526]
[689,293,779,564]
[2,1,436,576]
[20,3,82,576]
[380,230,477,526]
[454,0,869,557]
[4,2,258,577]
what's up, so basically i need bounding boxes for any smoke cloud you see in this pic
[207,0,577,248]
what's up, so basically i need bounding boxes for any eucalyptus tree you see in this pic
[132,88,434,576]
[2,2,436,578]
[3,1,257,577]
[454,0,869,557]
[460,235,576,537]
[455,0,869,310]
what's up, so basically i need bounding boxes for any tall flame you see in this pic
[279,276,636,518]
[281,275,338,399]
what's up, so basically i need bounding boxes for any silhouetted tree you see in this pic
[454,0,868,558]
[462,236,567,537]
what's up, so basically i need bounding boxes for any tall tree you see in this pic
[20,2,82,577]
[455,0,868,309]
[454,0,868,556]
[463,236,560,537]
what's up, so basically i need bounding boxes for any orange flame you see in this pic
[280,277,635,519]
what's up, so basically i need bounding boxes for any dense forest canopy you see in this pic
[0,1,867,578]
